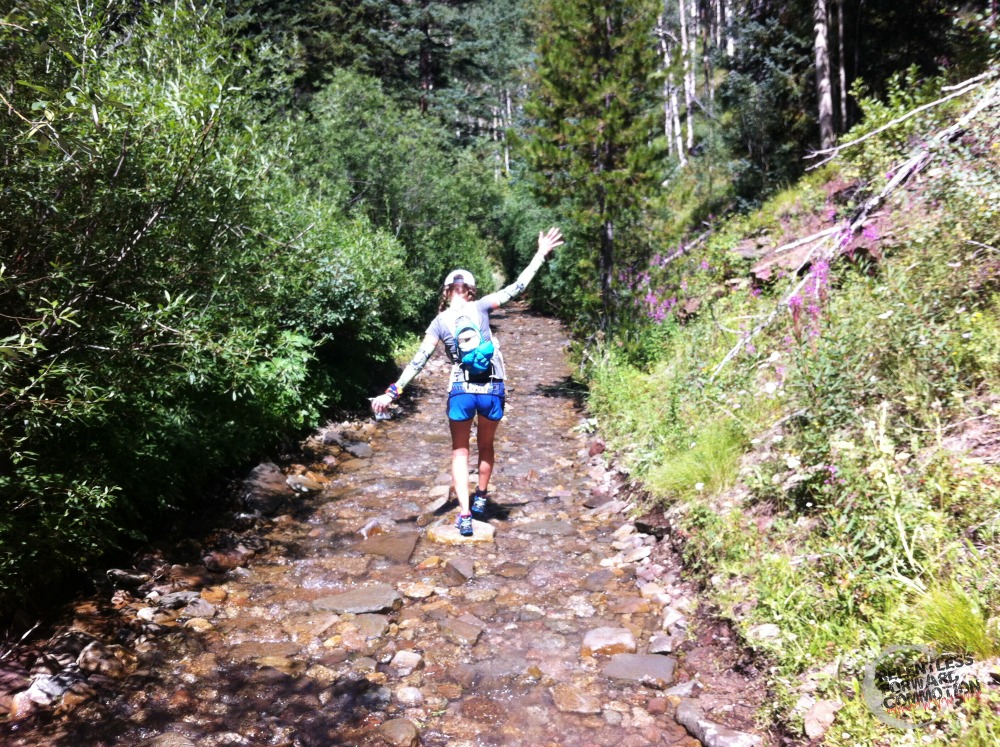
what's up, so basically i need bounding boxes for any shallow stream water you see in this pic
[2,304,709,747]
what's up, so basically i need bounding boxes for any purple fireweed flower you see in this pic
[788,294,803,327]
[700,260,711,271]
[751,287,762,298]
[680,280,688,291]
[862,224,878,242]
[825,208,836,222]
[745,341,757,355]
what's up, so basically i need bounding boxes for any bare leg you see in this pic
[475,416,500,493]
[449,418,473,514]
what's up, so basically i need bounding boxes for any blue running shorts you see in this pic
[448,381,505,422]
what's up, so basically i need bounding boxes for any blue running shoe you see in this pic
[471,488,489,519]
[456,513,473,537]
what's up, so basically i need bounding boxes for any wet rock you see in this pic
[203,546,253,573]
[344,442,374,459]
[675,699,763,747]
[157,590,201,608]
[76,642,133,678]
[609,596,651,615]
[649,632,685,655]
[583,569,615,591]
[602,654,677,689]
[106,568,151,589]
[518,519,576,537]
[229,641,302,662]
[582,627,637,657]
[426,520,495,544]
[623,546,652,563]
[662,606,688,631]
[445,557,475,583]
[313,584,402,614]
[379,718,419,747]
[390,650,423,676]
[184,618,214,633]
[140,735,198,747]
[0,661,30,712]
[461,695,505,724]
[354,614,390,638]
[494,561,529,578]
[243,462,293,515]
[589,438,606,456]
[287,473,324,493]
[395,686,425,707]
[400,581,435,599]
[201,586,227,604]
[439,618,482,646]
[583,490,612,509]
[181,598,217,619]
[665,679,701,697]
[358,532,420,563]
[451,657,525,689]
[550,684,602,713]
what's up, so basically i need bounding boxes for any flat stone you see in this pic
[379,718,419,747]
[649,633,684,655]
[439,618,482,646]
[451,657,526,688]
[495,561,530,578]
[181,598,217,618]
[518,520,576,536]
[608,596,650,615]
[313,584,402,614]
[354,613,390,638]
[141,736,199,747]
[583,569,615,591]
[601,654,677,689]
[426,520,494,544]
[399,581,435,599]
[582,627,637,657]
[550,684,602,713]
[390,650,423,676]
[228,641,302,662]
[675,699,763,747]
[445,557,475,582]
[749,623,780,640]
[804,699,843,740]
[357,533,419,563]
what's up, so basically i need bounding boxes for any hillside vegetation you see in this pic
[586,73,1000,743]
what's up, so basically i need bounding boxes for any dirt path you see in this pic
[0,304,770,747]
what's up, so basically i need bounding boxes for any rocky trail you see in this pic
[0,304,771,747]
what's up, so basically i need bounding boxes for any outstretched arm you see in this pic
[481,226,564,310]
[371,329,438,414]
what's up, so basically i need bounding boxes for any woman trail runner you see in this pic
[371,227,564,536]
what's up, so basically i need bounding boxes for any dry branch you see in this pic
[709,80,1000,382]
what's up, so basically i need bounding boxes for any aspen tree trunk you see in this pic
[658,15,675,156]
[723,0,735,57]
[814,0,835,149]
[504,88,512,176]
[688,0,698,131]
[678,0,694,151]
[837,0,848,129]
[672,87,686,165]
[703,0,714,108]
[714,0,723,49]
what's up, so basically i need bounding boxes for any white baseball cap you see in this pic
[443,269,476,288]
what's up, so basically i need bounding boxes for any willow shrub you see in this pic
[0,2,419,605]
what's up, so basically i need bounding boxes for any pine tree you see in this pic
[525,0,661,321]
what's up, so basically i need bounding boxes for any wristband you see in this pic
[385,384,400,400]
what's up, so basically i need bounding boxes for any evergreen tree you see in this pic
[525,0,661,322]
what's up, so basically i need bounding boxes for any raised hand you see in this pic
[537,226,564,258]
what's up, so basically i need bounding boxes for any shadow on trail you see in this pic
[532,375,586,403]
